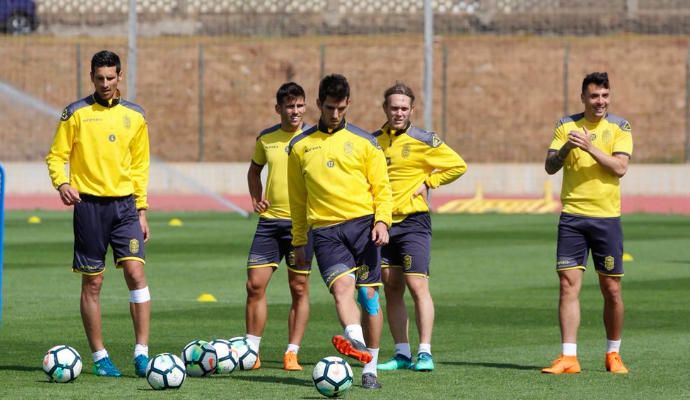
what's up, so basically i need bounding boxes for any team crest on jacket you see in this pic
[602,130,612,144]
[604,256,614,271]
[108,134,116,142]
[344,141,353,155]
[589,133,597,142]
[60,108,70,121]
[326,160,335,168]
[129,239,140,254]
[402,144,411,159]
[123,115,131,129]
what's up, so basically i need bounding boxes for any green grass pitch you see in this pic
[1,211,689,399]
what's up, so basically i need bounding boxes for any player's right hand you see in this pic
[58,183,81,206]
[294,246,307,267]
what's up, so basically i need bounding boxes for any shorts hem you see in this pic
[287,266,311,275]
[355,282,383,288]
[116,257,145,268]
[327,268,358,290]
[403,272,429,278]
[248,263,279,270]
[72,268,105,276]
[556,266,586,272]
[596,271,624,277]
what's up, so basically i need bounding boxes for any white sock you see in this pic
[344,325,365,344]
[395,342,412,359]
[246,334,262,351]
[362,348,379,376]
[607,339,621,353]
[418,343,431,356]
[286,343,300,354]
[134,344,148,358]
[92,348,109,363]
[562,343,577,356]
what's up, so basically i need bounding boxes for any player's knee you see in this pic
[129,286,151,303]
[289,277,308,297]
[357,287,380,316]
[81,274,104,294]
[246,279,266,298]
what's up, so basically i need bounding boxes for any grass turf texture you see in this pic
[1,211,689,399]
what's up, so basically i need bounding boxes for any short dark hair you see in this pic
[318,74,350,102]
[91,50,121,74]
[582,72,609,94]
[276,82,305,106]
[383,82,415,106]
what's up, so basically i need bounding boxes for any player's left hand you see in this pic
[138,209,150,242]
[568,127,593,152]
[371,221,389,246]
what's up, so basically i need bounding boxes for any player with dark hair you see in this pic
[244,82,312,371]
[46,50,151,377]
[542,72,632,374]
[374,82,467,372]
[287,74,392,389]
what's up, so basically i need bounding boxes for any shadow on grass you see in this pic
[0,365,42,372]
[440,361,541,371]
[231,374,313,387]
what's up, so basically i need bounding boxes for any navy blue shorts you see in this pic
[556,213,624,276]
[382,212,432,277]
[72,194,145,274]
[247,218,312,273]
[312,214,382,289]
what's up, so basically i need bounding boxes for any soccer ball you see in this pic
[181,340,217,377]
[228,336,258,370]
[312,356,353,398]
[145,353,186,390]
[209,339,238,374]
[42,345,82,383]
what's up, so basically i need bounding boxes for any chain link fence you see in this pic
[1,0,690,164]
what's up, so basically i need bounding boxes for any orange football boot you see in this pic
[251,356,261,370]
[332,335,373,364]
[283,351,303,371]
[542,355,581,374]
[605,352,629,374]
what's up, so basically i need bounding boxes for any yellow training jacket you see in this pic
[251,123,308,220]
[549,112,633,217]
[287,120,392,246]
[374,123,467,223]
[46,93,150,210]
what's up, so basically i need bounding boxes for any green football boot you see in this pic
[411,352,434,372]
[377,354,412,371]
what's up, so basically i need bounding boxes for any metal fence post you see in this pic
[0,163,5,323]
[198,43,205,162]
[563,42,570,117]
[686,44,690,162]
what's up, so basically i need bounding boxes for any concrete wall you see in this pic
[4,162,689,197]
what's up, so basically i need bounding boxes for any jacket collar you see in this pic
[318,118,347,134]
[92,91,121,108]
[383,121,411,136]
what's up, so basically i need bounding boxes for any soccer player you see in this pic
[45,50,151,377]
[244,82,312,371]
[542,72,632,374]
[373,82,467,372]
[287,74,392,389]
